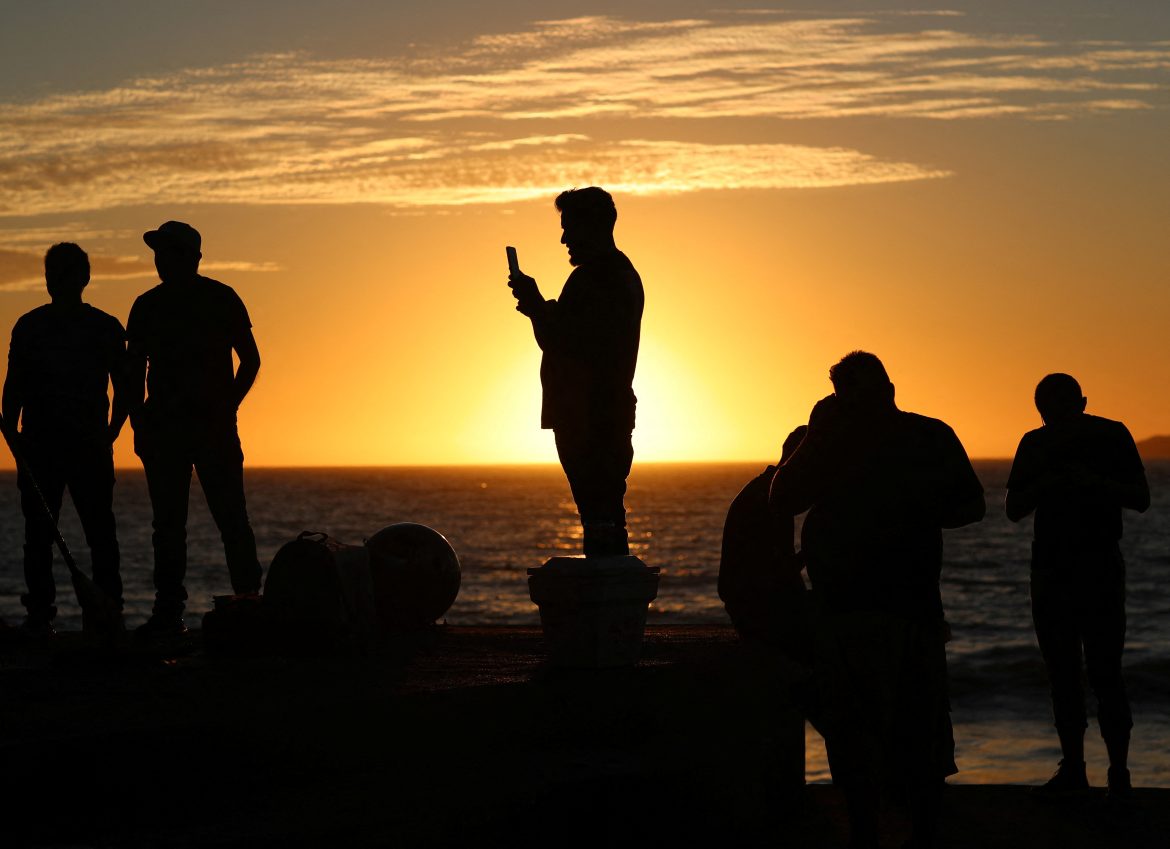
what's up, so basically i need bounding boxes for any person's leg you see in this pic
[588,427,633,555]
[906,780,944,849]
[17,440,66,627]
[141,449,193,619]
[555,427,594,552]
[66,445,123,611]
[1031,562,1089,784]
[815,613,890,849]
[194,429,261,595]
[1080,549,1131,786]
[899,623,954,848]
[554,426,633,556]
[840,778,880,849]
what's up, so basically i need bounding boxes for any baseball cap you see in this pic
[143,221,202,254]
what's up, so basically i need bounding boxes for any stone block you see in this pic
[527,555,660,667]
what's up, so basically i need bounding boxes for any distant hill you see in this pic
[1137,435,1170,460]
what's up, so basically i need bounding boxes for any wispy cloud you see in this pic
[0,11,1165,215]
[0,249,44,290]
[0,245,277,291]
[0,247,150,291]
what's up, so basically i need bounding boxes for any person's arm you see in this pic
[1104,423,1149,513]
[123,351,146,422]
[769,395,841,517]
[2,328,24,442]
[1004,434,1046,522]
[1111,468,1151,513]
[1,372,22,443]
[941,480,986,529]
[943,489,986,528]
[107,323,129,443]
[935,425,986,529]
[231,327,261,408]
[1064,426,1151,513]
[509,272,546,316]
[1004,486,1037,523]
[124,303,147,426]
[507,269,561,350]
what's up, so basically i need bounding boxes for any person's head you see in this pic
[143,220,202,282]
[44,242,90,301]
[1034,373,1086,425]
[828,351,896,417]
[779,425,808,464]
[555,187,617,266]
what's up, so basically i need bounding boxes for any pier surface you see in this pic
[2,625,1166,848]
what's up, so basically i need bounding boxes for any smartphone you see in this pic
[506,245,520,276]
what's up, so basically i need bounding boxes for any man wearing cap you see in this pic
[127,221,262,638]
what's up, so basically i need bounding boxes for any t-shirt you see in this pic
[532,249,643,432]
[1006,414,1144,548]
[7,303,125,442]
[126,275,251,423]
[796,411,983,622]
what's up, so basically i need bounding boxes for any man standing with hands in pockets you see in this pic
[128,221,262,639]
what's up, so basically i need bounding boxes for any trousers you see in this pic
[136,422,261,615]
[554,425,633,555]
[1031,543,1132,741]
[17,434,122,619]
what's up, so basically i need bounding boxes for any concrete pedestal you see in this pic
[527,555,660,667]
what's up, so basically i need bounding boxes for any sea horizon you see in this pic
[74,456,1025,472]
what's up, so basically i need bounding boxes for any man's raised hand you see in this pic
[509,271,543,317]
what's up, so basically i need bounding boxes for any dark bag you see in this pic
[263,531,377,651]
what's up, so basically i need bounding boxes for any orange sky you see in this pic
[1,4,1168,467]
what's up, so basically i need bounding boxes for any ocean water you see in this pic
[1,460,1167,787]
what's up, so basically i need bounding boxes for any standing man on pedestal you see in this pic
[127,221,263,639]
[1006,373,1149,799]
[508,188,644,556]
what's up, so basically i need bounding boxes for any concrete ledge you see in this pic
[1,626,1166,848]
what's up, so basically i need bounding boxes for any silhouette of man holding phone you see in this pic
[127,221,262,638]
[507,188,644,556]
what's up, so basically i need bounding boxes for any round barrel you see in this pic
[366,523,461,631]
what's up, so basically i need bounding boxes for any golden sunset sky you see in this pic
[1,1,1167,467]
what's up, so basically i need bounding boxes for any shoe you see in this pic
[18,616,56,641]
[1033,759,1089,797]
[134,614,188,643]
[1107,766,1132,801]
